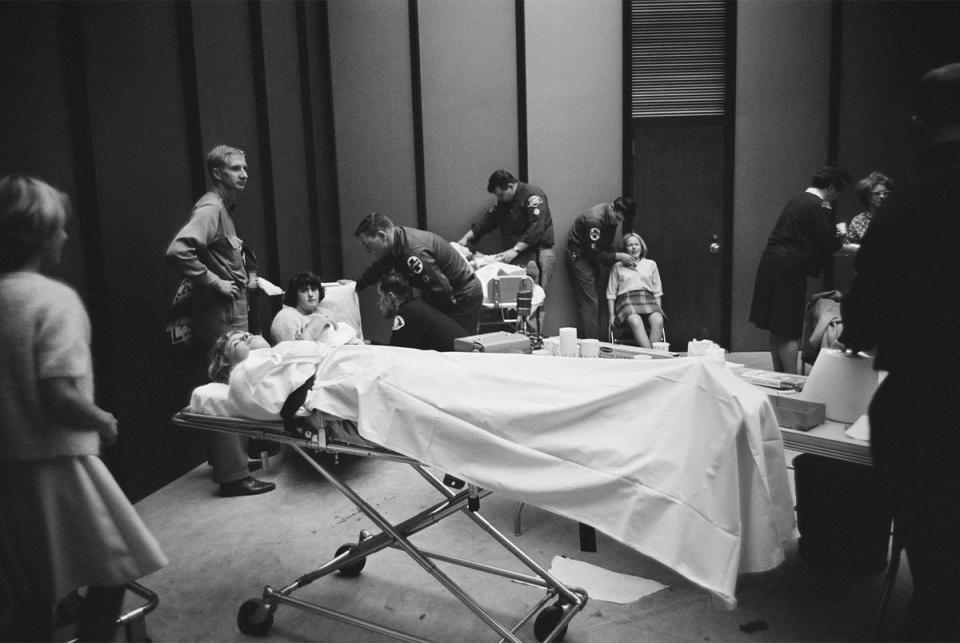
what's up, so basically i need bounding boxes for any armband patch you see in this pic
[589,227,601,242]
[392,315,406,331]
[407,255,424,274]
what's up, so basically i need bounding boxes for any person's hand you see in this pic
[615,252,636,267]
[213,278,239,298]
[247,275,259,291]
[98,410,118,446]
[457,235,471,247]
[835,222,848,238]
[498,248,519,264]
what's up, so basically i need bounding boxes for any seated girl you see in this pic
[606,232,665,348]
[270,272,357,345]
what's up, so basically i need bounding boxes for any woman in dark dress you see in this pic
[749,167,850,373]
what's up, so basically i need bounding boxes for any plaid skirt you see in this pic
[613,290,665,327]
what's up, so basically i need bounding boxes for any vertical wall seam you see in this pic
[621,0,633,229]
[515,0,528,182]
[248,0,281,282]
[408,0,427,229]
[720,0,737,348]
[295,0,322,274]
[824,0,843,292]
[316,0,343,277]
[176,0,205,198]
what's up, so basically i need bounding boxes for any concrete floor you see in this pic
[128,352,912,642]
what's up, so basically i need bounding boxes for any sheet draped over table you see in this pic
[216,342,795,607]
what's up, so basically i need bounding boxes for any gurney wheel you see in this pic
[533,604,568,642]
[237,599,274,636]
[335,543,367,577]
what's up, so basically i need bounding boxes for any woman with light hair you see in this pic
[0,175,167,641]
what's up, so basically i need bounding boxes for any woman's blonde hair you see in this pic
[621,232,647,258]
[207,330,251,383]
[0,175,70,272]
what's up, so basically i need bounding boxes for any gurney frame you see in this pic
[172,410,588,642]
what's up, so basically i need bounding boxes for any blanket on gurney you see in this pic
[192,342,795,607]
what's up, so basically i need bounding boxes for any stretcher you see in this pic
[171,408,588,642]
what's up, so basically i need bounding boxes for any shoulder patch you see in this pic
[527,195,544,208]
[406,255,424,274]
[588,227,601,242]
[392,315,406,331]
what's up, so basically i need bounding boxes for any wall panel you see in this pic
[418,0,518,246]
[525,0,623,334]
[328,0,418,340]
[259,1,314,282]
[79,1,196,496]
[731,0,833,350]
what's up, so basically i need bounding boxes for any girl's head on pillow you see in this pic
[208,330,270,382]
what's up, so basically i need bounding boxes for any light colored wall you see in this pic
[525,0,623,335]
[328,0,418,338]
[418,0,518,245]
[731,0,833,350]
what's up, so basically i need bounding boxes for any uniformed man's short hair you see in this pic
[206,145,245,180]
[810,166,851,191]
[379,269,413,301]
[354,212,394,237]
[613,196,636,219]
[487,169,518,194]
[283,272,325,307]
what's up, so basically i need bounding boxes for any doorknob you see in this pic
[708,234,721,254]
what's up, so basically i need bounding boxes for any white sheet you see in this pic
[213,342,795,607]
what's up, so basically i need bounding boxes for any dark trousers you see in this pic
[869,374,960,641]
[428,278,484,335]
[566,251,609,340]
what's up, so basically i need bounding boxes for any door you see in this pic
[631,117,727,348]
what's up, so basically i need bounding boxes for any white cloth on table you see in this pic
[209,343,795,607]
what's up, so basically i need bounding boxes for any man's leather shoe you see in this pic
[219,476,276,497]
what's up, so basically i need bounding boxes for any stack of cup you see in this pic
[558,327,578,357]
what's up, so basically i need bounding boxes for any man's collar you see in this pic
[805,186,832,209]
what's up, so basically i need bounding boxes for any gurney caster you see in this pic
[237,599,274,637]
[334,543,367,577]
[534,601,570,642]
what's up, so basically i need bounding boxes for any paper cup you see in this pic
[580,338,600,358]
[652,341,670,352]
[558,327,578,356]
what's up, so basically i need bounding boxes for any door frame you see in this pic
[621,0,737,348]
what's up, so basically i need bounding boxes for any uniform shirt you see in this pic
[389,297,467,351]
[470,182,555,250]
[358,226,479,304]
[166,191,248,289]
[567,203,623,265]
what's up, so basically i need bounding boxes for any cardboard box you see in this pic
[454,331,531,354]
[769,395,826,431]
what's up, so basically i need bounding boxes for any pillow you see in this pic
[319,280,364,340]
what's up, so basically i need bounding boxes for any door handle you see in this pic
[708,234,721,254]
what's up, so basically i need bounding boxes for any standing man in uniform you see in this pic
[457,169,556,290]
[566,196,637,339]
[841,62,960,641]
[377,270,466,351]
[166,144,275,498]
[355,213,483,334]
